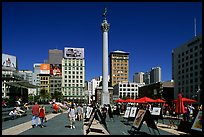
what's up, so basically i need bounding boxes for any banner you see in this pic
[2,54,17,70]
[50,64,62,76]
[40,64,50,74]
[64,47,84,59]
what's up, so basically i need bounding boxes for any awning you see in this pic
[4,81,38,89]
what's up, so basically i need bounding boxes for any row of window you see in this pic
[178,77,201,85]
[178,65,202,74]
[64,75,83,79]
[119,92,137,97]
[177,44,202,58]
[178,59,202,68]
[111,59,128,62]
[64,71,83,75]
[178,71,201,78]
[64,67,84,70]
[119,84,139,87]
[178,56,202,64]
[178,84,200,93]
[63,80,84,83]
[40,77,49,80]
[119,88,138,91]
[63,84,84,87]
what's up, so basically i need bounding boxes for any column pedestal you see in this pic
[101,92,110,105]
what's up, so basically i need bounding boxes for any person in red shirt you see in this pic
[53,102,58,113]
[39,105,46,128]
[32,102,39,128]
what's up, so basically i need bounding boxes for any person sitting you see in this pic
[9,108,19,119]
[16,105,26,115]
[53,102,59,113]
[24,103,30,110]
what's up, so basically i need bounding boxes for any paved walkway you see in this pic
[2,112,62,135]
[2,112,189,135]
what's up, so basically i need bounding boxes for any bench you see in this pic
[2,107,27,122]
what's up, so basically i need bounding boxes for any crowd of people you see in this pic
[4,97,202,130]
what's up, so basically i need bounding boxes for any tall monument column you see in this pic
[101,7,110,105]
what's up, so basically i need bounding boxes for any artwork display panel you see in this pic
[191,111,202,132]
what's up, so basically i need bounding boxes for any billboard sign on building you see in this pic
[40,64,50,74]
[64,48,84,59]
[2,54,17,71]
[50,64,62,76]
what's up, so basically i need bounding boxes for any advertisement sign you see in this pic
[64,47,84,59]
[40,64,50,74]
[2,54,17,70]
[50,64,62,76]
[191,111,202,132]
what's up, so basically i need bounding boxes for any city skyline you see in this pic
[2,2,202,81]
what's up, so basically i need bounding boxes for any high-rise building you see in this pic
[109,50,129,87]
[48,49,63,97]
[172,35,202,104]
[133,72,144,83]
[143,71,150,85]
[2,53,19,98]
[62,47,85,103]
[150,67,161,84]
[48,49,63,64]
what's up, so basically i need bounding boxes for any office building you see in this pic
[48,49,63,96]
[150,67,161,83]
[62,47,85,103]
[109,50,129,87]
[172,35,202,104]
[113,82,145,100]
[133,72,144,83]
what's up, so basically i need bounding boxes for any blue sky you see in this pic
[2,2,202,81]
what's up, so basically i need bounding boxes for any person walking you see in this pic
[39,105,46,128]
[31,102,40,128]
[107,104,114,121]
[101,104,107,122]
[67,104,77,129]
[76,105,83,121]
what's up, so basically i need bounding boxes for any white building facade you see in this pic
[61,47,85,103]
[113,82,145,100]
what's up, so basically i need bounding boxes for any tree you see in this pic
[53,91,63,102]
[39,88,51,102]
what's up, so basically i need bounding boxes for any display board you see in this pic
[129,107,137,118]
[123,107,131,118]
[130,109,160,135]
[86,107,93,119]
[133,109,146,129]
[191,111,202,132]
[151,107,161,116]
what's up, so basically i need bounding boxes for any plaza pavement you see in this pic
[2,108,189,135]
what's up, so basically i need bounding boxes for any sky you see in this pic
[2,2,202,82]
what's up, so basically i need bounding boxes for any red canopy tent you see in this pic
[124,98,136,103]
[154,99,166,103]
[134,97,156,103]
[115,98,126,103]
